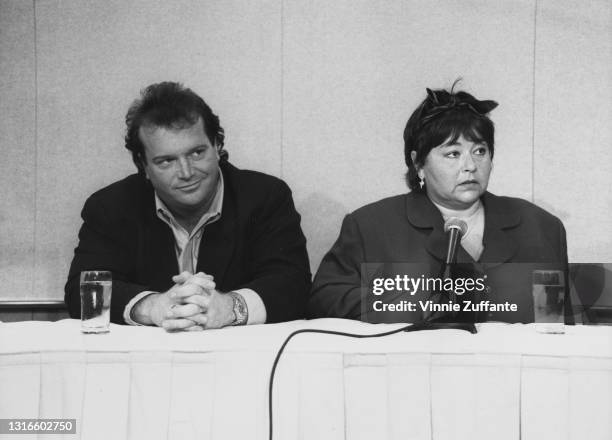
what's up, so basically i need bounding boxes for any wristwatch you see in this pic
[229,292,248,326]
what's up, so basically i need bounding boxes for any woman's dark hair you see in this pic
[124,82,226,174]
[403,82,498,191]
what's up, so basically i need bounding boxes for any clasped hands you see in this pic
[134,271,235,331]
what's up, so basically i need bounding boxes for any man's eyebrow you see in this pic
[151,144,209,161]
[151,154,175,161]
[188,144,209,152]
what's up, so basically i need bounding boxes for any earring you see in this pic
[418,171,425,188]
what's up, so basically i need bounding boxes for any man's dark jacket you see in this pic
[65,161,311,324]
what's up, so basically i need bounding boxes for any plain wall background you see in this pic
[1,0,611,302]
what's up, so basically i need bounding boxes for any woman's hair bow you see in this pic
[419,81,498,127]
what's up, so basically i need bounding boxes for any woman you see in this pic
[308,85,569,324]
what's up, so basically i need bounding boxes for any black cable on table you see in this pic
[267,320,476,440]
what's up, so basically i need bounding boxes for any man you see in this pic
[65,82,311,330]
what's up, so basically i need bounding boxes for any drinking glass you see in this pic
[532,270,565,334]
[80,271,112,333]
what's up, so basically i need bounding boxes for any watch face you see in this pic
[232,293,248,325]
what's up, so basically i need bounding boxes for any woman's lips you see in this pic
[458,180,479,187]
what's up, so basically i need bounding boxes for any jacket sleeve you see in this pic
[64,194,148,324]
[307,213,365,319]
[237,180,311,323]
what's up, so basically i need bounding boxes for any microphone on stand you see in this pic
[415,217,477,333]
[443,217,468,269]
[441,217,468,307]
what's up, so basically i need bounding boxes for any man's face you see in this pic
[140,117,220,216]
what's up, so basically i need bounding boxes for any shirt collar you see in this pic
[404,191,521,230]
[431,199,483,221]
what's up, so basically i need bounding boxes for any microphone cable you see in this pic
[267,320,476,440]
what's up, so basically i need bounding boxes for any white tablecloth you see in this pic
[1,319,611,440]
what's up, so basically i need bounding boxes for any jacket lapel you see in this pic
[140,181,179,289]
[405,191,521,267]
[479,192,521,267]
[405,192,447,262]
[195,163,237,286]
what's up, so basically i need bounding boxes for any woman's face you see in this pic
[416,134,492,210]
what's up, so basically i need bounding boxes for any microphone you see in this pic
[425,217,476,330]
[439,218,468,315]
[443,217,468,265]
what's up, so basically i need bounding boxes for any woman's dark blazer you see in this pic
[308,191,569,324]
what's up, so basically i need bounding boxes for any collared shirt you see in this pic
[155,172,224,273]
[123,170,266,325]
[432,199,485,261]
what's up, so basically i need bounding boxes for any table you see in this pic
[1,319,611,440]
